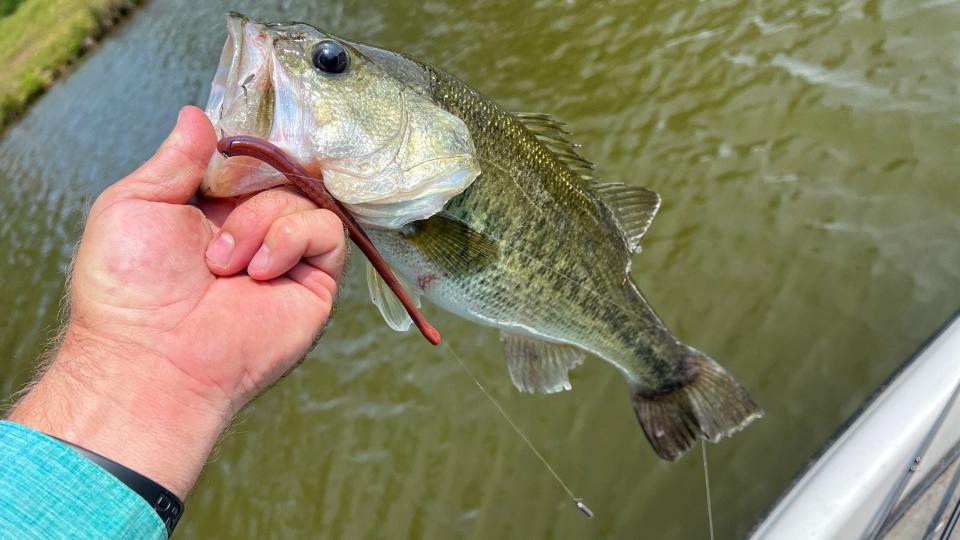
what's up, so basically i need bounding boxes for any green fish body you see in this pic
[203,14,762,460]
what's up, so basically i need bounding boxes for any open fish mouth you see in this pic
[206,12,275,137]
[201,13,285,197]
[202,13,238,130]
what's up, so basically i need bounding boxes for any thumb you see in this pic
[107,106,217,205]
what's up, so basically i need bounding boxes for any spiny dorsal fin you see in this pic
[500,332,585,394]
[591,183,661,253]
[514,112,598,180]
[403,212,500,275]
[366,261,421,332]
[513,112,570,134]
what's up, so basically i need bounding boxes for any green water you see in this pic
[2,0,960,537]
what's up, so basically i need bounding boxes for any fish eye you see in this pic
[311,40,349,74]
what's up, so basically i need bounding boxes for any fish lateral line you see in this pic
[215,135,441,346]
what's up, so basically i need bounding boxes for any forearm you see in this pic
[8,326,231,499]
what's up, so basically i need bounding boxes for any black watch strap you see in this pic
[48,434,184,536]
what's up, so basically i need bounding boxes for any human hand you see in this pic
[9,106,346,497]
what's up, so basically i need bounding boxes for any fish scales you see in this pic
[202,14,763,460]
[371,64,671,380]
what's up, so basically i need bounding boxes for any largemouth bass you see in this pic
[202,12,762,461]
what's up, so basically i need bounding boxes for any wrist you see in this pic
[8,326,232,498]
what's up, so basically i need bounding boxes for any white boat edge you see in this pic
[750,310,960,539]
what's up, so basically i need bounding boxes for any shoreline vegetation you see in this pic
[0,0,143,133]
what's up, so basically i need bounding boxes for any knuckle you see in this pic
[261,188,293,211]
[264,186,312,212]
[234,188,311,229]
[272,214,301,240]
[232,193,280,229]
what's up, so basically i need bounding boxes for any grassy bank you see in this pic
[0,0,141,132]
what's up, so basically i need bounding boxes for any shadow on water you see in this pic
[1,0,960,538]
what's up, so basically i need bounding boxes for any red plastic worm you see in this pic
[216,135,441,346]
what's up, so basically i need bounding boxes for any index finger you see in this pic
[202,187,319,275]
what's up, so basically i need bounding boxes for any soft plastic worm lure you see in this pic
[216,135,441,346]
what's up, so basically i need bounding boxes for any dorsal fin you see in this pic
[591,183,661,253]
[514,112,598,180]
[513,112,570,134]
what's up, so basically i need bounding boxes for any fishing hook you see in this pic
[216,135,441,346]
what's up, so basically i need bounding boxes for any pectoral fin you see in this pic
[591,183,661,252]
[403,212,500,275]
[366,262,421,332]
[501,332,585,394]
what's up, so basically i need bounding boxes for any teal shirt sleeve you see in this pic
[0,420,166,539]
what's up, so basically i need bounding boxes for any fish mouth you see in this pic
[206,12,274,138]
[205,13,242,131]
[202,12,283,197]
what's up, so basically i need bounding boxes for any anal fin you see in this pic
[501,332,585,394]
[367,262,421,332]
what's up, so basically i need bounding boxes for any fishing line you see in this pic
[702,442,715,540]
[213,164,662,523]
[214,163,623,518]
[440,340,593,518]
[214,159,680,523]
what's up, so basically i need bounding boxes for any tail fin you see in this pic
[630,347,763,461]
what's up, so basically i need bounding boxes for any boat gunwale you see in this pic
[747,306,960,537]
